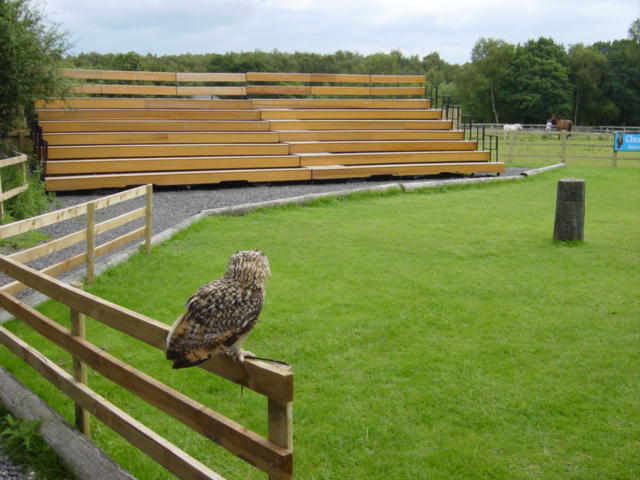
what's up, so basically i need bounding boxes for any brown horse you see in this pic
[548,114,573,133]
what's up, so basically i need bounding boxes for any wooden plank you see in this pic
[278,130,464,142]
[0,185,146,239]
[299,150,491,166]
[370,74,426,84]
[37,109,261,121]
[44,131,280,146]
[246,85,312,96]
[45,168,311,191]
[0,255,294,402]
[246,72,311,82]
[287,140,478,154]
[308,161,506,180]
[0,326,226,480]
[0,184,28,203]
[48,143,290,160]
[369,87,425,96]
[176,86,246,96]
[260,109,442,120]
[0,292,291,478]
[46,156,301,174]
[63,68,177,82]
[310,86,370,96]
[268,399,293,480]
[251,99,429,109]
[309,73,369,83]
[177,72,246,82]
[0,154,28,168]
[269,119,450,130]
[40,120,270,133]
[72,84,178,96]
[8,229,86,264]
[37,98,253,110]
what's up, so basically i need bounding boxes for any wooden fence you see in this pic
[501,130,639,166]
[62,68,426,98]
[0,154,29,220]
[0,254,293,479]
[0,184,152,293]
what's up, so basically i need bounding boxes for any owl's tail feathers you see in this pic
[166,349,211,369]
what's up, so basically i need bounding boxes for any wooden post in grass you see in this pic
[70,281,90,437]
[560,131,568,163]
[86,202,96,284]
[145,184,153,254]
[268,398,293,480]
[553,178,585,242]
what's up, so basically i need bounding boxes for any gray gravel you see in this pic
[0,451,33,480]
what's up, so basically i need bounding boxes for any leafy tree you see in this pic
[568,44,607,125]
[0,0,71,137]
[470,38,515,123]
[502,37,572,123]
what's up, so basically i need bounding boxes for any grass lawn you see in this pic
[0,166,638,479]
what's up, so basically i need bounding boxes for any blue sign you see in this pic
[614,133,640,152]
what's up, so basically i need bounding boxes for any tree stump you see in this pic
[553,178,585,241]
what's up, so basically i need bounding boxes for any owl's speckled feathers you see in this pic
[166,250,270,369]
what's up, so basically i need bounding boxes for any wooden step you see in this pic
[298,150,491,166]
[260,109,442,120]
[45,156,301,174]
[278,130,463,142]
[269,119,452,130]
[48,143,290,160]
[36,109,261,121]
[287,140,477,154]
[251,99,430,109]
[36,98,253,110]
[45,168,312,191]
[43,131,280,146]
[39,120,271,133]
[307,162,506,180]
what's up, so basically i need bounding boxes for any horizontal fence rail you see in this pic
[62,68,426,98]
[0,253,293,479]
[0,184,152,292]
[0,154,29,220]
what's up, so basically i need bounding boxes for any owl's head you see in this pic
[226,250,271,287]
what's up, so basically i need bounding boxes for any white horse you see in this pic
[503,123,523,141]
[503,123,523,132]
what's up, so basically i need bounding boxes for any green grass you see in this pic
[0,166,638,479]
[0,406,75,479]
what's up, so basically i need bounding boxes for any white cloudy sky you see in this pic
[43,0,639,64]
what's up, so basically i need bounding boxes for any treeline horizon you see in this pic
[66,21,639,126]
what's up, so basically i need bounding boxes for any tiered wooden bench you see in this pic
[36,69,504,191]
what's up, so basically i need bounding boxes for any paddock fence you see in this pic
[0,184,152,293]
[0,253,293,479]
[496,130,640,167]
[0,154,29,220]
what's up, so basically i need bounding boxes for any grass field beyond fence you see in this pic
[1,166,638,479]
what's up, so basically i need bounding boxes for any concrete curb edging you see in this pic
[0,367,136,480]
[520,163,565,177]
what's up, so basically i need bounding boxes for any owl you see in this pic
[166,250,271,369]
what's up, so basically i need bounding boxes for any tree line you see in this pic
[66,19,639,126]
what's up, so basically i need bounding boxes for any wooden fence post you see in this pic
[508,132,515,163]
[560,131,568,163]
[268,398,293,480]
[553,178,585,242]
[86,202,96,284]
[0,170,4,221]
[612,149,618,168]
[145,184,153,254]
[70,281,91,437]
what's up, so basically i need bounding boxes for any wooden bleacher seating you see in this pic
[35,69,504,191]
